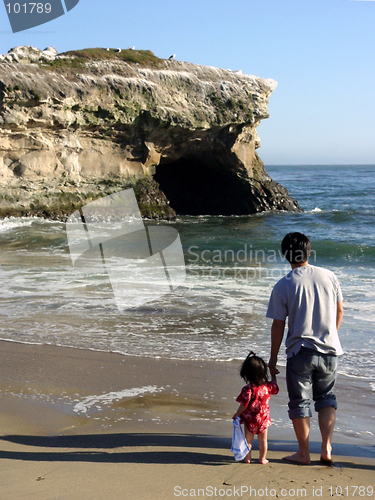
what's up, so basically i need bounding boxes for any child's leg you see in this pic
[258,429,269,464]
[244,428,254,463]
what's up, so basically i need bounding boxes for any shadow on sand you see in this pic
[0,433,374,469]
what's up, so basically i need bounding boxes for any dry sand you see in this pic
[0,340,374,500]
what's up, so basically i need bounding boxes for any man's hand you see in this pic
[268,357,280,375]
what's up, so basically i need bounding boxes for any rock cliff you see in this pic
[0,46,301,219]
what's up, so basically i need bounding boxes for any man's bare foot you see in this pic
[320,456,333,466]
[321,445,332,462]
[283,452,311,465]
[259,458,269,464]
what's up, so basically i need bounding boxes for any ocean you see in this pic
[0,165,374,413]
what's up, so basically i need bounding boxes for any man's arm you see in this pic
[336,301,344,331]
[268,319,285,375]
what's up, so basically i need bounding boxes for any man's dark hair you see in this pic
[281,232,311,264]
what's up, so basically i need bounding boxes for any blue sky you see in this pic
[0,0,374,164]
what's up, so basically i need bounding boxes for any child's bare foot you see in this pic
[242,451,251,463]
[259,458,269,464]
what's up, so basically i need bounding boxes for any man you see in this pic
[267,232,344,465]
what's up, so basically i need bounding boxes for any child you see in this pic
[232,351,279,464]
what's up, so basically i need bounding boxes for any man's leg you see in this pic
[284,417,311,465]
[318,406,336,461]
[285,349,314,464]
[313,354,338,463]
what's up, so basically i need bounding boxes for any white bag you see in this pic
[230,417,250,461]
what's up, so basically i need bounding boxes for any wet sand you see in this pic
[0,340,374,500]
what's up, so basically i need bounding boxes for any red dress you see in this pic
[236,381,279,434]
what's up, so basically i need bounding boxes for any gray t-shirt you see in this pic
[266,264,343,357]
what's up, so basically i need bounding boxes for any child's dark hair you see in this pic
[240,351,269,386]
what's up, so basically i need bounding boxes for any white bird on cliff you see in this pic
[168,54,176,60]
[116,48,122,53]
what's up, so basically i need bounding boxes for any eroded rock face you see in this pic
[0,46,301,219]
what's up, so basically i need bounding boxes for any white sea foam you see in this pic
[1,179,375,381]
[0,217,37,233]
[72,385,164,414]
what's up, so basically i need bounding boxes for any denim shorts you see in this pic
[286,347,338,420]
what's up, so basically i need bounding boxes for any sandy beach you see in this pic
[0,340,374,500]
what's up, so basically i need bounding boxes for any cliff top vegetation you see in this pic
[40,48,164,70]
